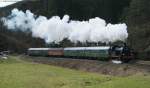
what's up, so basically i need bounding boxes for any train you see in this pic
[27,44,135,63]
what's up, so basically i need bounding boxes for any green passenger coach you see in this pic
[64,47,110,60]
[28,48,50,56]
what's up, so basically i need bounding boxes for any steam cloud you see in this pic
[1,8,128,43]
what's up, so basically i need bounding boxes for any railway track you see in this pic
[21,55,150,76]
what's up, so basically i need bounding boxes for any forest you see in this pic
[0,0,150,58]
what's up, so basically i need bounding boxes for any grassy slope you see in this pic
[0,56,150,88]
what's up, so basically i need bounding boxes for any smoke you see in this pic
[1,8,128,44]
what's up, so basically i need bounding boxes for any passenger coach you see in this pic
[28,45,135,62]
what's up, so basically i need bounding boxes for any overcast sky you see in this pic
[0,0,23,7]
[0,2,17,7]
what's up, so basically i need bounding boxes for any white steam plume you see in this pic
[1,8,128,43]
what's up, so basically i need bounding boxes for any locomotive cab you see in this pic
[109,45,122,59]
[109,43,134,62]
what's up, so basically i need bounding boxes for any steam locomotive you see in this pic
[28,44,135,63]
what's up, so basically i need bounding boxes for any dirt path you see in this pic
[22,56,150,76]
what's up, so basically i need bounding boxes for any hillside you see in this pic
[0,56,150,88]
[0,0,150,59]
[0,0,131,52]
[123,0,150,58]
[0,1,46,52]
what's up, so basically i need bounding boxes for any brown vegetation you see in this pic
[22,56,150,76]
